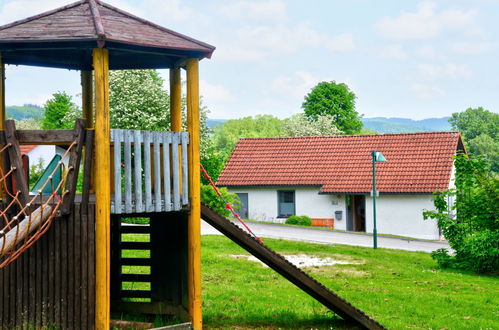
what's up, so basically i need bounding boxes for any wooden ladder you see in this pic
[111,220,153,301]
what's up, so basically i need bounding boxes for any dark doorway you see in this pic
[347,195,366,232]
[236,193,249,218]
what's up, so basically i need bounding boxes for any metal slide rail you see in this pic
[111,129,189,214]
[201,204,385,330]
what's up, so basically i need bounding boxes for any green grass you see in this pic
[121,233,498,329]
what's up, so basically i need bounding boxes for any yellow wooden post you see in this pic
[170,68,183,192]
[170,68,182,132]
[81,70,94,128]
[81,70,96,192]
[93,48,110,330]
[186,58,202,329]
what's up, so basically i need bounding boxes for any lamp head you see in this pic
[372,151,387,162]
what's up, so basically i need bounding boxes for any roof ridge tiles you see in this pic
[88,0,106,41]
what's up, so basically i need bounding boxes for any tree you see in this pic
[41,92,81,129]
[109,69,170,130]
[282,113,342,136]
[302,81,362,134]
[15,118,41,129]
[449,107,499,172]
[449,107,498,141]
[202,114,344,183]
[109,69,210,145]
[202,115,284,183]
[424,154,499,273]
[210,115,284,159]
[467,134,499,173]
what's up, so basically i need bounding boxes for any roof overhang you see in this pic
[0,0,215,70]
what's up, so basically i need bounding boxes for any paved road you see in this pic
[201,219,450,253]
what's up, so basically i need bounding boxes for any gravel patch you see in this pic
[231,254,354,268]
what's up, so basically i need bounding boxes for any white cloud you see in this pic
[138,0,197,24]
[450,41,495,54]
[378,44,408,60]
[415,45,437,59]
[220,0,287,22]
[376,1,479,40]
[215,25,355,62]
[326,34,355,52]
[200,80,235,103]
[410,83,446,99]
[417,63,472,80]
[271,71,331,107]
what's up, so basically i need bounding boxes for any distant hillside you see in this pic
[206,118,227,129]
[6,104,44,120]
[207,117,452,133]
[361,117,451,133]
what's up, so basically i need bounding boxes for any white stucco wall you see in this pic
[228,187,440,239]
[227,187,347,225]
[364,194,439,240]
[27,145,57,167]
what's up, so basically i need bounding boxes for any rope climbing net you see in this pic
[0,141,77,269]
[200,164,262,243]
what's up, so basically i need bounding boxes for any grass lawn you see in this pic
[121,233,498,329]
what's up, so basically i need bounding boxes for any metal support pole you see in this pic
[372,151,377,249]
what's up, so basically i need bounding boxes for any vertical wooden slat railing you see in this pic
[162,134,172,212]
[110,130,189,214]
[124,131,133,214]
[113,130,122,214]
[143,132,152,213]
[172,133,181,211]
[153,133,162,212]
[133,130,143,213]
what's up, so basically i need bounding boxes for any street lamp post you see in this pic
[371,150,387,249]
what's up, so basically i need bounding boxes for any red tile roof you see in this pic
[217,132,464,194]
[20,145,37,155]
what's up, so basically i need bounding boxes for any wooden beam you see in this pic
[93,48,111,330]
[61,118,86,215]
[81,71,94,128]
[186,58,202,330]
[0,54,5,199]
[0,53,5,129]
[4,120,29,206]
[170,68,182,132]
[0,129,76,145]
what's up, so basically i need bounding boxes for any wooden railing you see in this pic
[110,129,189,214]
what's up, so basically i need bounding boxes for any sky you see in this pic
[1,0,498,120]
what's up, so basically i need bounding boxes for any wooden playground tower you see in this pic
[0,0,215,329]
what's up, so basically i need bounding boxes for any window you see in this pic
[278,190,295,217]
[236,193,249,219]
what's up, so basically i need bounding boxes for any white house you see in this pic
[217,132,465,240]
[20,145,58,167]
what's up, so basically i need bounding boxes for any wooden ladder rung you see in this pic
[120,289,151,298]
[121,257,151,266]
[120,273,152,282]
[120,241,151,250]
[120,224,150,234]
